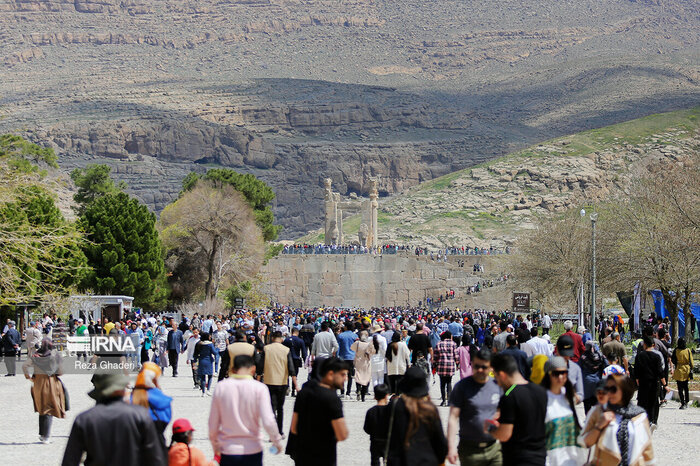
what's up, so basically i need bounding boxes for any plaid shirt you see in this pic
[434,339,458,376]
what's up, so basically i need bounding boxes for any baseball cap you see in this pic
[556,335,575,357]
[172,418,195,434]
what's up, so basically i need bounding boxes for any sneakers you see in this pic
[206,390,212,397]
[356,393,361,402]
[39,437,52,444]
[679,403,687,410]
[650,423,657,433]
[201,392,206,397]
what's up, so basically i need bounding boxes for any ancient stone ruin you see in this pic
[324,178,379,248]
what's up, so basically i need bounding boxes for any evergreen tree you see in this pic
[79,192,167,308]
[70,164,126,214]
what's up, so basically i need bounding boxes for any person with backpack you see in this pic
[168,419,216,466]
[130,362,173,446]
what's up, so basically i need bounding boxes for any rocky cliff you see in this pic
[1,0,698,237]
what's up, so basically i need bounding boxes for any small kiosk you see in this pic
[69,295,134,324]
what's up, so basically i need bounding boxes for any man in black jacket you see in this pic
[635,335,668,429]
[2,320,21,376]
[62,373,166,466]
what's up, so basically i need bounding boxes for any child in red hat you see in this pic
[169,418,217,466]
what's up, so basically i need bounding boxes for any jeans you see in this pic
[439,375,453,401]
[168,350,179,375]
[39,414,53,439]
[268,385,287,435]
[220,452,263,466]
[200,374,212,393]
[214,352,221,373]
[677,380,690,405]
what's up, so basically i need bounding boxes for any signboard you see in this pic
[234,298,245,309]
[512,292,530,313]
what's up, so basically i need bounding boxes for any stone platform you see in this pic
[262,253,489,308]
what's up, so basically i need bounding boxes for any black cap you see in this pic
[398,366,430,397]
[556,334,575,357]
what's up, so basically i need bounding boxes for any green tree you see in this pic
[70,164,126,214]
[79,192,167,308]
[181,169,281,241]
[0,135,87,305]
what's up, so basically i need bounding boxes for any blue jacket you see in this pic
[143,387,172,424]
[166,329,184,352]
[448,322,463,337]
[337,331,358,360]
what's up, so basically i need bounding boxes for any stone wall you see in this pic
[261,254,485,308]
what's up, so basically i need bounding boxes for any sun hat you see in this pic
[88,373,130,400]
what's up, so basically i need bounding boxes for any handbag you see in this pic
[59,377,70,411]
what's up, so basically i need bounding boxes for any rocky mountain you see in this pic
[299,107,700,247]
[0,0,698,237]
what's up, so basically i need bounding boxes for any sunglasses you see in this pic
[550,370,568,377]
[473,364,490,370]
[603,385,618,394]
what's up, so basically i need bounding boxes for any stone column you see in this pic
[369,179,379,249]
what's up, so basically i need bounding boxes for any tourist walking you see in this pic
[130,362,173,444]
[283,328,307,396]
[22,338,66,444]
[602,332,628,372]
[257,330,299,436]
[363,383,391,466]
[488,353,548,466]
[311,321,339,359]
[337,321,358,398]
[540,357,583,466]
[25,321,43,358]
[501,334,530,380]
[446,348,502,466]
[212,321,229,374]
[194,332,218,396]
[209,355,283,466]
[434,330,458,406]
[370,327,387,389]
[383,366,448,465]
[166,319,184,377]
[456,335,473,380]
[168,418,216,466]
[578,340,608,414]
[386,332,410,394]
[671,337,694,409]
[578,373,655,465]
[556,335,584,403]
[635,335,667,428]
[155,319,169,372]
[2,320,21,375]
[218,330,255,380]
[289,357,349,466]
[62,373,166,466]
[351,330,374,401]
[184,327,201,388]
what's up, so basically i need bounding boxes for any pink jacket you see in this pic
[208,375,281,455]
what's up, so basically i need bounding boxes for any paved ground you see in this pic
[1,355,699,465]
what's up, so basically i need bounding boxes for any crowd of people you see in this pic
[6,305,694,465]
[281,243,511,257]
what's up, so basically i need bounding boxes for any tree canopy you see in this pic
[181,168,281,241]
[79,192,167,308]
[70,164,126,214]
[160,181,265,301]
[0,135,86,305]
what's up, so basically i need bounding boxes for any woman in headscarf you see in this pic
[386,332,410,395]
[351,330,374,401]
[22,338,66,443]
[433,330,458,407]
[131,362,173,440]
[370,325,387,390]
[193,332,218,396]
[455,334,473,380]
[541,356,583,465]
[383,366,448,465]
[578,340,608,414]
[579,373,654,466]
[671,337,694,409]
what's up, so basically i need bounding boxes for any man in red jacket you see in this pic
[558,320,585,362]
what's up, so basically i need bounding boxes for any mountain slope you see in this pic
[1,1,698,237]
[299,107,700,247]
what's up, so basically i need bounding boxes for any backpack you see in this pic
[414,355,430,381]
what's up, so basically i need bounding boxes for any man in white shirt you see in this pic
[541,313,552,335]
[528,327,553,357]
[311,322,339,359]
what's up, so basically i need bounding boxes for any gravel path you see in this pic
[1,356,698,465]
